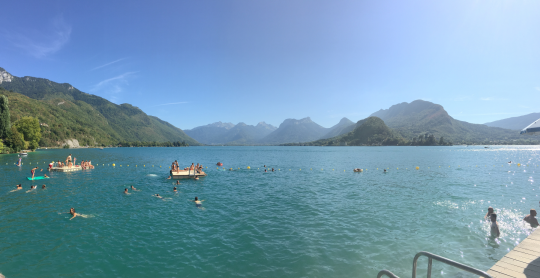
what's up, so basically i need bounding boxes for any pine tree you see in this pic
[0,95,10,139]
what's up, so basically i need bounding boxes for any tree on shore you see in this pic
[13,116,41,150]
[0,95,10,139]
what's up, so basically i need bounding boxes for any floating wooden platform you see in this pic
[170,169,207,179]
[486,227,540,277]
[49,166,83,172]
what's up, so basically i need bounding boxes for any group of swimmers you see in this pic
[12,183,46,193]
[48,154,93,169]
[485,205,538,238]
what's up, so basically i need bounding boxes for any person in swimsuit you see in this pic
[490,214,500,238]
[16,184,22,190]
[264,169,267,172]
[69,208,78,220]
[17,157,22,166]
[272,168,275,172]
[124,188,129,194]
[66,154,72,168]
[31,167,39,179]
[173,187,177,192]
[154,194,162,199]
[484,207,494,220]
[194,176,199,180]
[42,184,46,189]
[167,176,171,179]
[192,197,204,208]
[523,209,539,227]
[44,174,48,178]
[131,185,137,191]
[176,180,180,185]
[384,169,387,173]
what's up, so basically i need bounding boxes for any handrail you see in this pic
[377,269,400,278]
[412,251,492,278]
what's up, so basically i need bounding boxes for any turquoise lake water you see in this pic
[0,146,538,277]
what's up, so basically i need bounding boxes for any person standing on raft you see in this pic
[31,167,39,180]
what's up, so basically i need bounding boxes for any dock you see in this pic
[170,169,207,179]
[49,166,83,172]
[486,227,540,277]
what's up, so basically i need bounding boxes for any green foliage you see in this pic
[0,95,10,138]
[6,126,25,152]
[0,73,199,147]
[63,144,70,149]
[13,116,41,144]
[29,140,39,150]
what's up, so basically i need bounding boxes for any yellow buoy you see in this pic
[397,168,398,170]
[113,164,115,167]
[160,166,161,168]
[300,169,301,171]
[518,163,521,167]
[416,166,419,170]
[247,166,250,169]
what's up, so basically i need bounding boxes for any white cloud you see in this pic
[91,72,137,103]
[90,58,127,71]
[7,15,71,58]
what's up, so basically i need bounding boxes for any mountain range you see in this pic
[0,67,199,147]
[185,117,357,145]
[484,113,540,130]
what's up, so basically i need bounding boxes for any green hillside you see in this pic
[0,69,199,147]
[287,117,407,146]
[370,100,540,145]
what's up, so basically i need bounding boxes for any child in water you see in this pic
[490,213,500,238]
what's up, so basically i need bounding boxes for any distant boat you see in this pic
[19,152,28,156]
[100,147,104,150]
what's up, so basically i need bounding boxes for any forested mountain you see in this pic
[484,113,540,130]
[285,117,406,146]
[367,100,540,144]
[258,117,327,144]
[320,117,355,139]
[0,67,199,147]
[185,121,277,145]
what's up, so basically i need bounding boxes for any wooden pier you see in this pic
[49,166,83,172]
[170,169,207,179]
[486,227,540,277]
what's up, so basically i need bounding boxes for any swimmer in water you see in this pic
[490,213,500,238]
[264,169,267,172]
[272,168,275,172]
[173,187,177,192]
[124,188,129,194]
[167,176,171,180]
[17,184,22,190]
[42,184,46,189]
[26,185,37,193]
[44,174,49,178]
[194,176,199,180]
[154,194,162,199]
[383,169,387,173]
[264,165,266,168]
[484,207,494,220]
[523,209,539,228]
[176,180,180,185]
[131,185,137,191]
[69,208,78,220]
[192,197,204,208]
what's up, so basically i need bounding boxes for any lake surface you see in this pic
[0,146,538,277]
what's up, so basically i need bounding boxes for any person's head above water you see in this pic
[531,209,537,217]
[195,197,198,201]
[174,187,177,190]
[490,213,497,222]
[488,207,494,213]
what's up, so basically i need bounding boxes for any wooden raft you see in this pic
[485,227,540,277]
[170,169,207,179]
[49,166,83,172]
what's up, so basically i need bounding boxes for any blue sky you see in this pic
[1,0,539,129]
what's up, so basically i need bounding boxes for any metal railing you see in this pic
[377,251,492,278]
[377,269,400,278]
[412,251,492,278]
